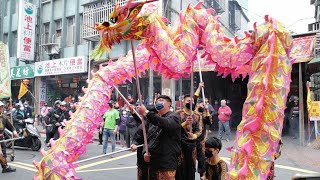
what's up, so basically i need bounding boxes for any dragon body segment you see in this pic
[34,1,293,179]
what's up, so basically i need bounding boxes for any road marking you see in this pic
[9,162,37,172]
[7,156,318,175]
[221,157,318,174]
[77,166,136,173]
[275,164,318,174]
[75,152,136,171]
[11,161,36,168]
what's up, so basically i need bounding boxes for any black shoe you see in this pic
[2,166,16,173]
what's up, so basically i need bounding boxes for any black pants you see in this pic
[99,130,103,144]
[126,127,137,148]
[45,126,56,143]
[175,143,196,180]
[282,113,290,135]
[196,140,205,175]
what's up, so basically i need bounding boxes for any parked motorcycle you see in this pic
[4,118,42,151]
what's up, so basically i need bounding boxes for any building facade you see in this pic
[0,0,249,117]
[82,0,249,107]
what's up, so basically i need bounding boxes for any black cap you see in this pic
[156,95,172,103]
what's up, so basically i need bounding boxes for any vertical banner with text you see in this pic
[0,43,12,98]
[39,77,47,110]
[17,0,37,61]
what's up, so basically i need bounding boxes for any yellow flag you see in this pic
[307,83,312,113]
[18,82,28,99]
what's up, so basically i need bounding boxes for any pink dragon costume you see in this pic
[33,1,293,179]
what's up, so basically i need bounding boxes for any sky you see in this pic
[247,0,315,34]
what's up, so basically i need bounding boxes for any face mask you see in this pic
[221,104,225,107]
[155,101,164,111]
[24,104,29,107]
[185,103,195,110]
[205,149,214,158]
[198,107,205,113]
[20,106,25,111]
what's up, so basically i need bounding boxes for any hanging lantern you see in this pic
[22,79,30,85]
[73,76,80,83]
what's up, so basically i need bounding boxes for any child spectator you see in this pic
[202,137,227,180]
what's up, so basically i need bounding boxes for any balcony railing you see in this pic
[203,0,225,14]
[82,0,139,41]
[309,21,320,32]
[229,1,241,33]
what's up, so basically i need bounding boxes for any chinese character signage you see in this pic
[39,77,47,109]
[310,101,320,139]
[0,43,12,98]
[35,56,88,76]
[17,0,37,61]
[193,58,216,72]
[10,65,34,80]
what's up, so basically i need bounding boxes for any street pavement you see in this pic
[1,129,320,180]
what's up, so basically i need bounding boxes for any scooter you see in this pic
[4,118,42,151]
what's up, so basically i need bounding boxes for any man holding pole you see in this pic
[137,95,181,180]
[175,83,203,180]
[0,101,18,173]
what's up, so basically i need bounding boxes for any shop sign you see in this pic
[39,77,47,109]
[17,0,37,61]
[193,58,216,72]
[310,101,320,118]
[0,43,11,98]
[35,56,88,76]
[10,65,34,80]
[310,101,320,139]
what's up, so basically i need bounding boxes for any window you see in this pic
[15,0,19,14]
[203,0,225,14]
[43,23,50,44]
[5,0,10,16]
[67,16,75,46]
[229,1,241,33]
[80,14,86,44]
[55,19,62,43]
[3,34,8,44]
[11,32,17,57]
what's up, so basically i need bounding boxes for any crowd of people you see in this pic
[0,84,288,179]
[98,82,234,180]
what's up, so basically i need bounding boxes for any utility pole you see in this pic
[299,63,305,146]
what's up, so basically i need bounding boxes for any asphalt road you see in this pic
[1,135,320,180]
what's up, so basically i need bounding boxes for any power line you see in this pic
[287,17,314,28]
[238,4,264,19]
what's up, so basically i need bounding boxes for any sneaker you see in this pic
[2,166,16,173]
